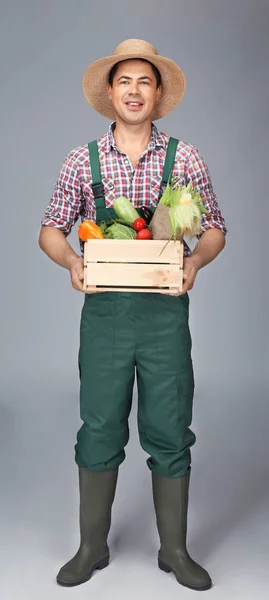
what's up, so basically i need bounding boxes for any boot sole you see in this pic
[56,555,110,587]
[158,559,212,591]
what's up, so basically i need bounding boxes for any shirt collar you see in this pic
[100,122,166,154]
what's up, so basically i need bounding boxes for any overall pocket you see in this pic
[176,360,195,429]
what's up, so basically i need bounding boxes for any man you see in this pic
[39,39,226,591]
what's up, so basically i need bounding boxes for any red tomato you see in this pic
[136,228,152,240]
[133,217,146,231]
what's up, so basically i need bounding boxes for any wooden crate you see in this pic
[83,239,183,293]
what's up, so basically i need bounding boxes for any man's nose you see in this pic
[128,81,140,94]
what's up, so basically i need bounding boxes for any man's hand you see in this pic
[181,256,200,295]
[69,256,103,294]
[170,256,200,296]
[69,257,85,292]
[38,227,104,294]
[169,229,226,296]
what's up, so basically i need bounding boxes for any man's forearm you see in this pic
[38,225,80,270]
[190,228,226,270]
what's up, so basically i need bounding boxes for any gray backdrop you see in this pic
[1,1,268,599]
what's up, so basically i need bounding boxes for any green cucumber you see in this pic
[113,196,140,223]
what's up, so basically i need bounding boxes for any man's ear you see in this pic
[107,84,112,100]
[156,85,162,103]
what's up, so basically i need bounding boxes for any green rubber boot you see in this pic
[152,470,212,591]
[57,467,119,587]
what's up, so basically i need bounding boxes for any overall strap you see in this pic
[159,137,179,198]
[88,140,105,209]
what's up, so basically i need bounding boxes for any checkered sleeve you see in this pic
[186,147,227,237]
[41,151,83,235]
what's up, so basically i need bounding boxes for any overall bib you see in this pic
[75,139,196,479]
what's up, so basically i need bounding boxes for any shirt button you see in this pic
[124,159,129,165]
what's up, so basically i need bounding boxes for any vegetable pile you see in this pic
[78,196,152,242]
[78,183,209,245]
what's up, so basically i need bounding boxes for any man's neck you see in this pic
[113,120,153,154]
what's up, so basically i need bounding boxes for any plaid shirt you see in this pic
[41,123,227,256]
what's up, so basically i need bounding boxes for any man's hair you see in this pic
[108,59,162,88]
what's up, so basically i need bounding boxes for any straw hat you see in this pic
[82,38,186,120]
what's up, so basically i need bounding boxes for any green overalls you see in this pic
[75,139,196,479]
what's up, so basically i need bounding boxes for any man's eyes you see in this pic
[119,80,150,85]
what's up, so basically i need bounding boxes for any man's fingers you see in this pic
[70,268,104,294]
[73,282,84,292]
[166,272,190,296]
[71,271,85,292]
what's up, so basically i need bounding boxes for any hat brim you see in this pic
[82,52,186,120]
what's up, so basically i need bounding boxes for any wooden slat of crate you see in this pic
[84,239,182,263]
[85,287,180,293]
[87,262,180,287]
[83,239,183,293]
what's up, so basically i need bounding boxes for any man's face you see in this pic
[107,60,162,125]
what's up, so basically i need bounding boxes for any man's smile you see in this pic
[125,100,144,110]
